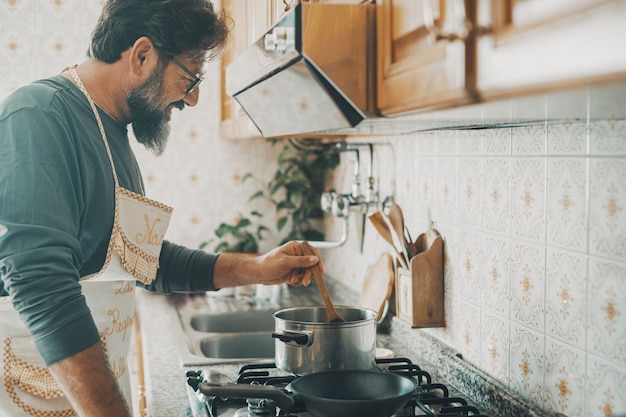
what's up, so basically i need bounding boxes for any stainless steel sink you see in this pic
[190,310,275,333]
[168,286,322,366]
[199,333,275,359]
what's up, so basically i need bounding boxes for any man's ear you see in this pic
[128,36,159,76]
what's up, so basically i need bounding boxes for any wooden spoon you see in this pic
[300,241,346,323]
[388,203,413,259]
[368,212,409,269]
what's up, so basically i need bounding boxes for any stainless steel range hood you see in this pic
[226,3,376,138]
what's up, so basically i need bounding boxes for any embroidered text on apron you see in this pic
[0,66,173,417]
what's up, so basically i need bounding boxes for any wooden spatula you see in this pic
[300,241,346,323]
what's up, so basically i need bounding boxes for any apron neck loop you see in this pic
[67,66,121,190]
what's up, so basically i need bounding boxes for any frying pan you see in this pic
[197,370,416,417]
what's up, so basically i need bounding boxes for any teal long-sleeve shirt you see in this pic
[0,74,219,366]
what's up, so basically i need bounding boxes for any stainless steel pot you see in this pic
[271,306,377,375]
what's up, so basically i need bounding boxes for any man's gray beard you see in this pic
[131,116,170,155]
[127,62,170,155]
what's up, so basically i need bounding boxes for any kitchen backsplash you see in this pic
[2,1,624,417]
[324,124,626,417]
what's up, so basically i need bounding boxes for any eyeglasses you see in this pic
[170,56,203,94]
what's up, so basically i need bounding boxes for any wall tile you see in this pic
[510,323,545,404]
[436,129,458,154]
[480,310,510,386]
[587,257,626,367]
[511,241,545,332]
[481,234,511,317]
[457,158,482,230]
[434,157,458,224]
[547,122,587,156]
[413,157,436,225]
[546,158,588,252]
[481,158,511,236]
[589,158,626,260]
[442,227,460,297]
[454,298,482,366]
[459,129,482,154]
[586,354,626,417]
[512,125,546,156]
[511,158,546,243]
[590,119,626,156]
[415,132,436,155]
[544,337,586,416]
[545,249,587,350]
[455,229,483,302]
[482,127,511,156]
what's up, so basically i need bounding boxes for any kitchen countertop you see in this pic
[135,280,563,417]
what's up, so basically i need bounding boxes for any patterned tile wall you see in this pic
[2,1,625,416]
[323,122,626,417]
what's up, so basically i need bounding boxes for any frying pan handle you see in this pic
[197,382,295,411]
[272,331,313,347]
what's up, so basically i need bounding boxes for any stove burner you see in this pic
[186,358,491,417]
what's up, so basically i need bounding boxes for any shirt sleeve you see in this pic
[0,103,100,366]
[139,240,220,293]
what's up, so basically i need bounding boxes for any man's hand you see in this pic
[212,241,324,289]
[253,240,324,287]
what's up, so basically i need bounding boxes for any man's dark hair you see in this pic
[89,0,230,64]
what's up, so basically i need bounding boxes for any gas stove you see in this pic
[186,358,491,417]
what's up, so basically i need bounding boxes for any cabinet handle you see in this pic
[423,0,469,42]
[423,0,490,43]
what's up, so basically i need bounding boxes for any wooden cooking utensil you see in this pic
[388,203,413,259]
[300,241,346,323]
[368,212,409,268]
[358,253,394,321]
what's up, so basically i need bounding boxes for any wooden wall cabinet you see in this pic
[376,0,477,116]
[377,0,626,116]
[476,0,626,100]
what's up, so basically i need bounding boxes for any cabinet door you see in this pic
[376,0,476,116]
[220,0,275,139]
[477,0,626,99]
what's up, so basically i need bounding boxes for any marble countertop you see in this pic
[135,282,562,417]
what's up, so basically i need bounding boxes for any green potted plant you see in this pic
[202,140,340,253]
[255,140,340,245]
[199,211,268,254]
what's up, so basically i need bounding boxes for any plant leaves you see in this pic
[276,216,288,231]
[248,190,265,201]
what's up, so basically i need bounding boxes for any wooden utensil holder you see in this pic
[395,229,445,328]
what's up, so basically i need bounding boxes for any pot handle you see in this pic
[197,382,295,411]
[271,331,313,347]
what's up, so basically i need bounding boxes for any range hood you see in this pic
[226,3,376,138]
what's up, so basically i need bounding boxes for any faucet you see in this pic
[308,142,391,250]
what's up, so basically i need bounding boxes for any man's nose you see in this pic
[183,87,200,107]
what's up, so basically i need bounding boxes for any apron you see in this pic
[0,67,173,417]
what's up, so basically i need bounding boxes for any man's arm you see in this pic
[0,97,130,415]
[144,240,323,294]
[212,241,323,289]
[49,343,132,417]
